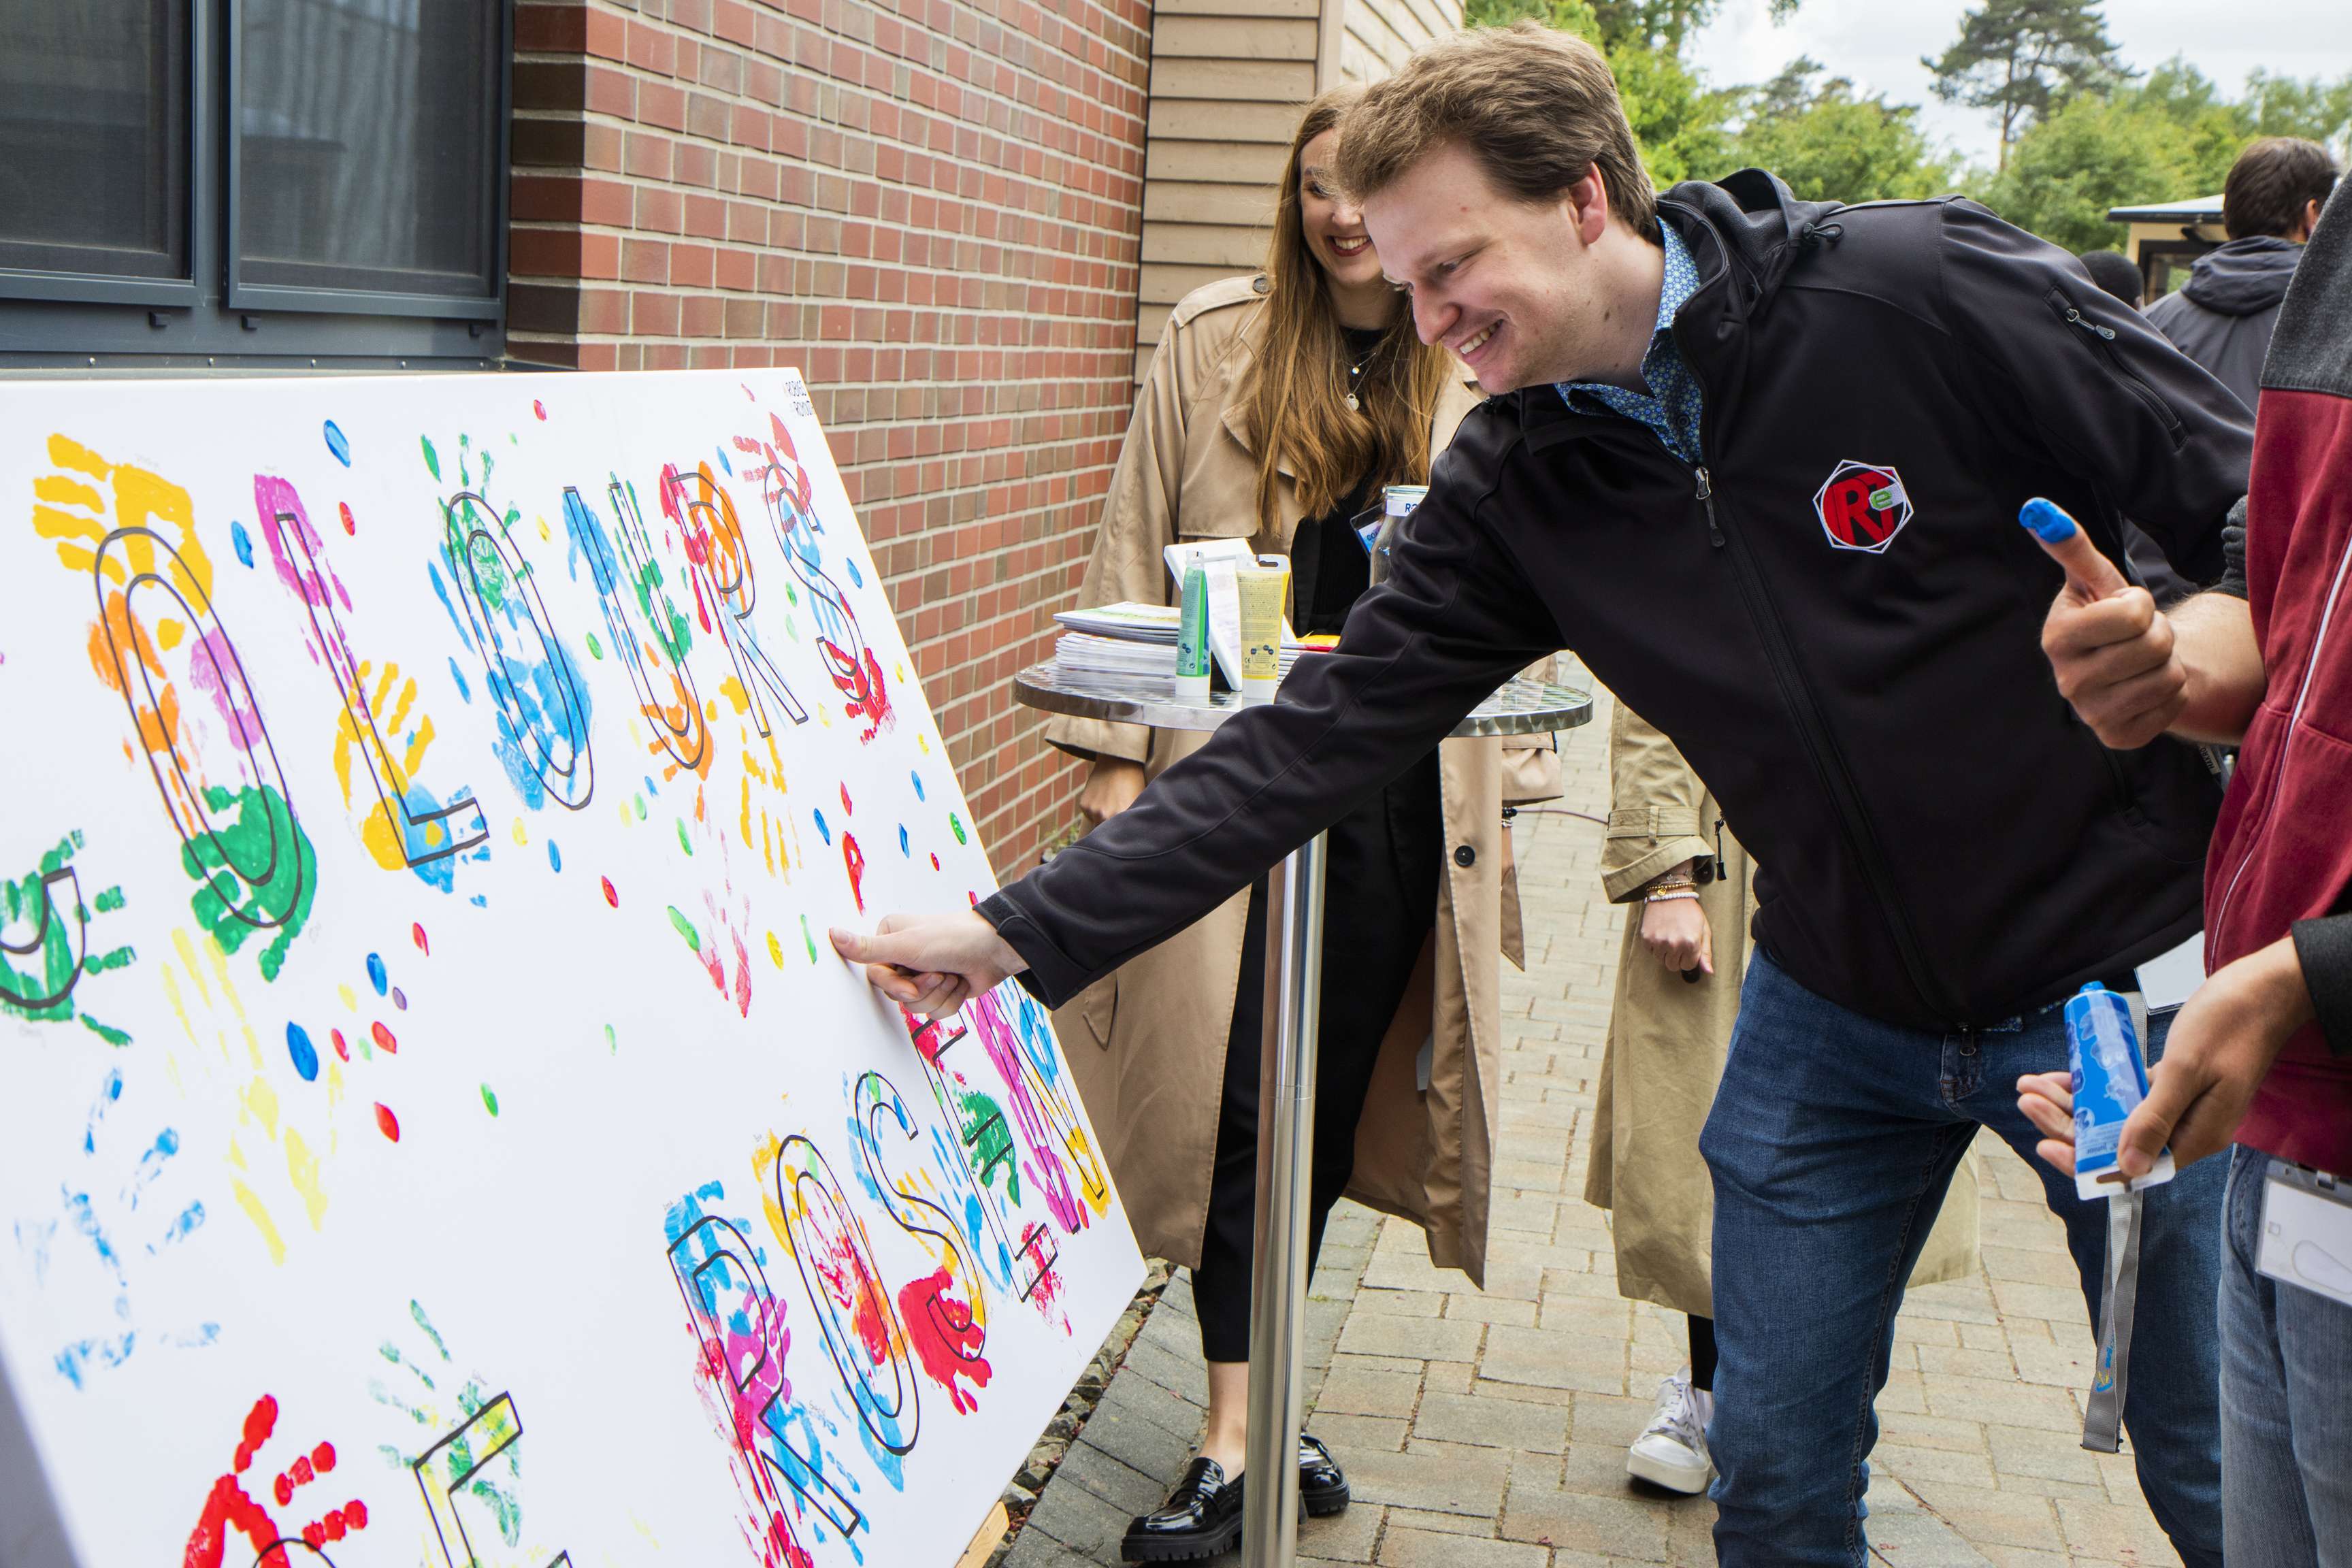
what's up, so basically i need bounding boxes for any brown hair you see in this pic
[1237,86,1456,534]
[1334,20,1659,244]
[2223,137,2338,240]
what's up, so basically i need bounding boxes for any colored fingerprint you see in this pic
[284,1023,318,1083]
[365,953,387,996]
[323,421,350,466]
[230,521,255,568]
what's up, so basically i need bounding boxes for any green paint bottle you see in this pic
[1175,555,1211,700]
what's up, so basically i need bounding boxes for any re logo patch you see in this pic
[1812,459,1912,553]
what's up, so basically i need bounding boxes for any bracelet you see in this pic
[1644,888,1701,905]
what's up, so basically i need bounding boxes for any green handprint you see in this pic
[1,830,135,1044]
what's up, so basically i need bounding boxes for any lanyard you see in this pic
[2082,1184,2144,1452]
[2080,986,2155,1455]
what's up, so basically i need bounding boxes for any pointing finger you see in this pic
[2020,498,2130,600]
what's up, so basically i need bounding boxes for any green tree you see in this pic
[1612,44,1736,187]
[1462,0,1603,36]
[1729,58,1957,202]
[2239,69,2352,162]
[1925,0,2128,168]
[1972,93,2196,251]
[1974,58,2352,253]
[1459,0,1740,191]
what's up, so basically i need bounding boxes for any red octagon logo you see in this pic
[1812,459,1913,554]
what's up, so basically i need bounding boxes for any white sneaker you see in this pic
[1626,1370,1714,1494]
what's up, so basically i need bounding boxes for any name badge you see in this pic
[2256,1160,2352,1310]
[2134,929,2206,1014]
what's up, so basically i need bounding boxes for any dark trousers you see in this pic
[1192,758,1441,1362]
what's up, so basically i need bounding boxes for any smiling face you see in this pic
[1296,128,1386,299]
[1364,140,1644,395]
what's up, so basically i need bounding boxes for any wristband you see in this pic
[1644,889,1701,905]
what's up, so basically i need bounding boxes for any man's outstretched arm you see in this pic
[838,431,1565,1015]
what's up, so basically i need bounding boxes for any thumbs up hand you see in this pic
[2024,499,2187,749]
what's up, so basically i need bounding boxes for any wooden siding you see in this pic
[1131,0,1462,381]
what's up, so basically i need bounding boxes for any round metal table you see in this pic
[1013,663,1592,1568]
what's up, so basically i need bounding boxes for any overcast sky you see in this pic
[1688,0,2352,172]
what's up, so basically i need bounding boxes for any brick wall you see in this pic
[507,0,1152,875]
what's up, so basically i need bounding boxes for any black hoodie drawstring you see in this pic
[1799,220,1844,250]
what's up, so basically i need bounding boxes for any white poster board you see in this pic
[0,370,1143,1568]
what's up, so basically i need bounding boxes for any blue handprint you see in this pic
[14,1066,218,1386]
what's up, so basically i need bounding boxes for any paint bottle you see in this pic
[2064,982,2176,1200]
[1175,554,1211,700]
[1235,555,1288,701]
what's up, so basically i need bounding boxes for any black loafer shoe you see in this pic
[1298,1434,1350,1517]
[1121,1457,1245,1562]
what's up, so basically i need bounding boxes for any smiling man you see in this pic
[835,22,2253,1564]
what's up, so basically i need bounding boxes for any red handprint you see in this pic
[184,1394,370,1568]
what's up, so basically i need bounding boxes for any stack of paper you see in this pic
[1053,602,1183,642]
[1052,630,1181,679]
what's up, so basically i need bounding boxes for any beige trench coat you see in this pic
[1046,275,1562,1287]
[1586,701,1979,1316]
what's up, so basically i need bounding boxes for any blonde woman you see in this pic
[1045,86,1558,1561]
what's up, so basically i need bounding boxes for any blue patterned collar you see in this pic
[1554,224,1705,466]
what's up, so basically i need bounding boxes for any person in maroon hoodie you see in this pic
[2028,182,2351,1563]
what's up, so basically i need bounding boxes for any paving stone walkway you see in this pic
[1009,681,2186,1568]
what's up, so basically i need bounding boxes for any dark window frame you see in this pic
[224,0,506,321]
[0,1,203,307]
[2138,237,2223,303]
[0,0,510,368]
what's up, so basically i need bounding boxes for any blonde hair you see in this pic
[1237,86,1455,534]
[1335,21,1659,244]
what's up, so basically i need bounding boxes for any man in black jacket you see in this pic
[2145,136,2338,408]
[837,23,2244,1563]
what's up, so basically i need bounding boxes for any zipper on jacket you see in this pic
[2045,288,2187,446]
[1703,467,1957,1022]
[1696,466,1725,547]
[2061,306,2116,342]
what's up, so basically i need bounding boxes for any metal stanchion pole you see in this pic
[1241,831,1328,1568]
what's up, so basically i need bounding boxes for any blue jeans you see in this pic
[1701,952,2225,1567]
[2221,1143,2352,1564]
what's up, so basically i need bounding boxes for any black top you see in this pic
[1287,326,1385,636]
[984,177,2252,1031]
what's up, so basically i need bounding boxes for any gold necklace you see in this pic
[1343,350,1373,412]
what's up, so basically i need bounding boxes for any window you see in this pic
[0,0,508,366]
[0,3,191,295]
